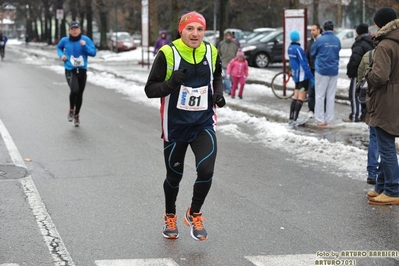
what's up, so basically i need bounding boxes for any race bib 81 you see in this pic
[176,85,208,111]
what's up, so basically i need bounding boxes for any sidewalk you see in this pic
[9,41,369,135]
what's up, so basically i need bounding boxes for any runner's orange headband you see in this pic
[178,12,206,34]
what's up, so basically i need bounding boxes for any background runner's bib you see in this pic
[176,85,208,111]
[70,55,84,67]
[0,41,4,46]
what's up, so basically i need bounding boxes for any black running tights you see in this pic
[65,69,87,115]
[163,129,217,214]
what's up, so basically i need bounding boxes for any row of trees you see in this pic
[2,0,399,50]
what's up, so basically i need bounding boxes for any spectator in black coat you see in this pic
[344,23,374,122]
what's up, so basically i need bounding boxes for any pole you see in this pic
[213,0,217,32]
[362,0,365,23]
[114,0,118,53]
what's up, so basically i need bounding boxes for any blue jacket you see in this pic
[0,35,8,47]
[311,31,341,76]
[57,35,96,70]
[287,42,313,83]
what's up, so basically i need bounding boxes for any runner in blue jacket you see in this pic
[0,32,8,58]
[287,30,313,123]
[57,21,96,126]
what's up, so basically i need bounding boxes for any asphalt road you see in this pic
[0,48,398,266]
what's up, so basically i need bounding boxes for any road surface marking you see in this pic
[95,259,179,266]
[0,119,75,266]
[245,254,317,265]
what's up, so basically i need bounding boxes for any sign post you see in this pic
[282,8,307,97]
[56,9,64,43]
[141,0,150,68]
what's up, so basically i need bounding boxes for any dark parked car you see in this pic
[241,29,284,68]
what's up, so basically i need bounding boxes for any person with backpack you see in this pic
[343,23,374,123]
[357,49,379,185]
[365,7,399,205]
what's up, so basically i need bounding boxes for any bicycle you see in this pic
[270,71,295,99]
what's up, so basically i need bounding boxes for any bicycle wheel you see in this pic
[270,72,295,99]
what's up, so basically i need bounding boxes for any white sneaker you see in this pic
[307,111,314,119]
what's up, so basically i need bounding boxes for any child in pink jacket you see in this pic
[226,50,249,99]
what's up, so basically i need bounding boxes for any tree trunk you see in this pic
[150,0,159,45]
[313,0,319,24]
[336,0,342,28]
[85,0,93,38]
[219,0,228,44]
[98,0,108,49]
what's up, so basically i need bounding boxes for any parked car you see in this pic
[240,27,276,44]
[368,25,378,37]
[241,29,284,68]
[204,30,219,45]
[107,32,137,52]
[335,28,356,49]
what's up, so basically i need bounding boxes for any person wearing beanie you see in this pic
[311,20,341,126]
[356,23,369,36]
[290,30,300,43]
[56,21,97,127]
[145,10,225,240]
[365,7,399,205]
[344,23,374,123]
[218,31,239,95]
[373,7,398,29]
[226,49,249,99]
[287,30,314,125]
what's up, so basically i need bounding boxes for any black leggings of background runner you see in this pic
[65,69,87,115]
[163,129,217,214]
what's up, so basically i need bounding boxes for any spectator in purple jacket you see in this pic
[153,30,170,56]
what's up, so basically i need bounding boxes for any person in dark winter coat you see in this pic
[344,23,374,122]
[217,31,238,94]
[366,7,399,205]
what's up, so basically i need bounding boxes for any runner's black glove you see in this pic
[213,93,226,108]
[168,69,186,91]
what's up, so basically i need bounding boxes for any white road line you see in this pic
[0,264,20,266]
[95,259,179,266]
[0,119,75,266]
[245,254,317,266]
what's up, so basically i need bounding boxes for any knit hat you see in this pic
[323,20,334,31]
[178,11,206,34]
[69,21,80,29]
[356,23,369,35]
[374,7,398,28]
[290,30,300,42]
[236,50,245,58]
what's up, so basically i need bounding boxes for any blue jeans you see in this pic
[367,126,379,179]
[375,127,399,196]
[222,68,232,93]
